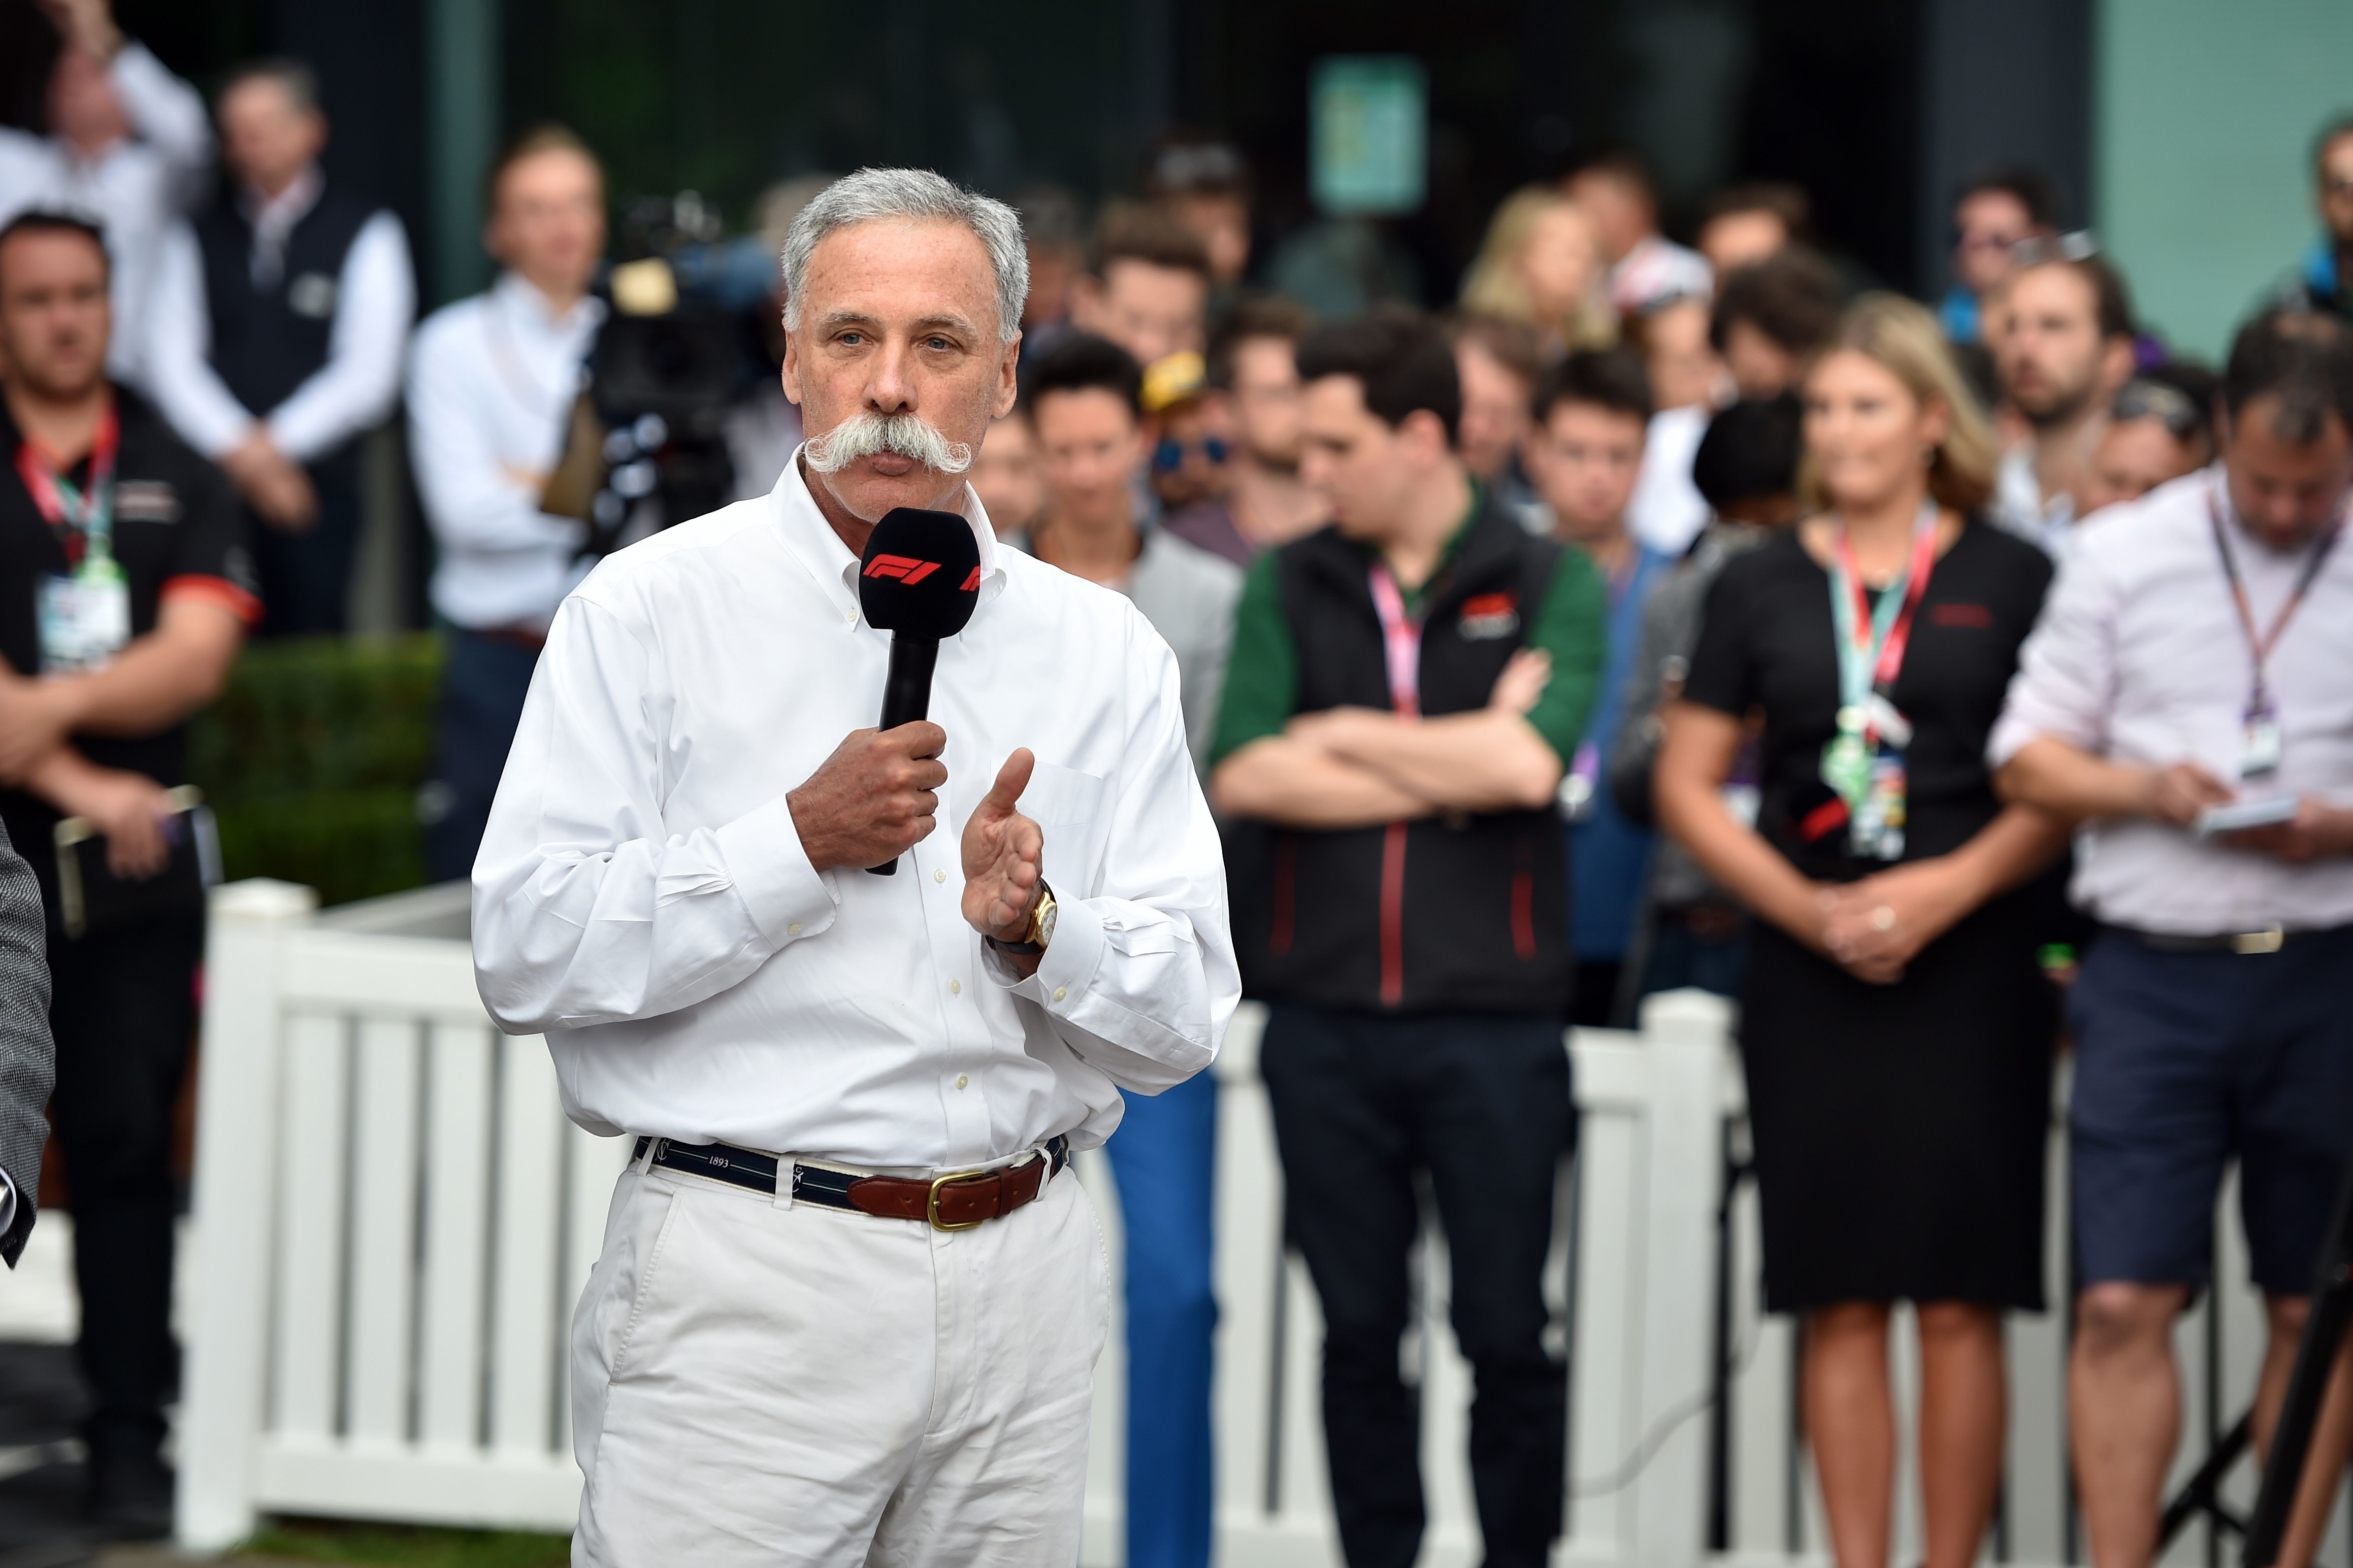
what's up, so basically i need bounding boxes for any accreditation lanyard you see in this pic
[1366,562,1422,718]
[1827,502,1940,747]
[2207,487,2341,779]
[16,405,122,571]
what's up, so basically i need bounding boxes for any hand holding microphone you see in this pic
[785,509,982,875]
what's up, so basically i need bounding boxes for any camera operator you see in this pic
[407,126,606,882]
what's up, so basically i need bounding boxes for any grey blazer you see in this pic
[0,820,54,1266]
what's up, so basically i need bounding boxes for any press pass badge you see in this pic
[2239,694,2283,780]
[38,552,130,673]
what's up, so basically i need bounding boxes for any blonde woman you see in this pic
[1461,186,1617,350]
[1655,294,2068,1568]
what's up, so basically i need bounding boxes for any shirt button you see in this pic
[787,922,802,936]
[933,868,947,884]
[956,1074,969,1090]
[1053,986,1068,1003]
[949,979,962,995]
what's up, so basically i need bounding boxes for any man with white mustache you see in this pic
[470,168,1237,1567]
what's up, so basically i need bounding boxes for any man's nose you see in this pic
[867,341,915,413]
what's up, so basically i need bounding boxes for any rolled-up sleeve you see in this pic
[1989,545,2119,768]
[472,594,840,1033]
[984,609,1239,1093]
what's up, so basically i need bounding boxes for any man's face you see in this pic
[782,217,1019,522]
[1643,297,1720,411]
[2320,133,2353,250]
[1151,396,1234,510]
[1032,386,1146,531]
[485,149,606,303]
[2081,417,2202,514]
[1953,189,2035,295]
[1722,318,1799,400]
[46,48,126,156]
[1453,340,1532,482]
[0,231,110,401]
[1566,171,1647,265]
[1167,192,1249,286]
[1996,264,2118,427]
[1300,375,1424,543]
[220,77,325,198]
[1526,401,1645,543]
[1699,210,1787,276]
[1074,258,1206,368]
[1228,335,1302,469]
[2222,396,2353,551]
[969,410,1045,537]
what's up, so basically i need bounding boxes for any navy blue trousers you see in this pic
[1102,1070,1218,1568]
[427,629,541,883]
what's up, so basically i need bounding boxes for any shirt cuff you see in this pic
[981,890,1107,1015]
[712,791,839,949]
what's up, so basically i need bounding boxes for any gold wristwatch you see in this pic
[989,881,1057,957]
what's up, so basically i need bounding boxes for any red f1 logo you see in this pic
[961,567,983,592]
[863,554,940,585]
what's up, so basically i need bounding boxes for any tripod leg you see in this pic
[2243,1158,2353,1568]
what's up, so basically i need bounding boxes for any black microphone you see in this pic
[858,507,982,875]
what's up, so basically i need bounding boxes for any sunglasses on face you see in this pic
[2112,378,2202,441]
[1154,436,1230,472]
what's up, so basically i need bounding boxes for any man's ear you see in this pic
[2101,334,2138,394]
[1399,407,1452,470]
[779,323,804,407]
[992,333,1021,419]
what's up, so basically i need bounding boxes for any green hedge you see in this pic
[189,634,443,907]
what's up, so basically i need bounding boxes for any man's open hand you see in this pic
[787,722,947,872]
[962,749,1044,946]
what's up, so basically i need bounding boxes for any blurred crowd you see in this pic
[1,0,2351,1562]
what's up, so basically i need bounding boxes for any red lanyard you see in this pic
[2207,487,2342,702]
[1366,563,1422,718]
[15,404,121,569]
[1833,509,1941,695]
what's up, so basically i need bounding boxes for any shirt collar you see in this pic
[493,269,606,338]
[768,446,1007,628]
[243,165,322,235]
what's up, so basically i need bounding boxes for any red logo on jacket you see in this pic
[1458,591,1520,641]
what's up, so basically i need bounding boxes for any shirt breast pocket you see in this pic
[1020,761,1110,897]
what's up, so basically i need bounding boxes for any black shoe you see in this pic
[84,1446,174,1539]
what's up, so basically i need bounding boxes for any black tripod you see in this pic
[2242,1151,2353,1568]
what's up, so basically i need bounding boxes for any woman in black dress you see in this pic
[1655,294,2067,1568]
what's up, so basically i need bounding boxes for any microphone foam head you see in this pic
[858,508,983,637]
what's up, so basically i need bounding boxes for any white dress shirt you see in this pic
[1990,466,2353,934]
[0,44,212,387]
[471,454,1238,1170]
[1990,443,2076,555]
[145,179,414,463]
[1627,402,1712,557]
[406,272,604,631]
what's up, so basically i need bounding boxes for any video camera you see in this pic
[542,191,775,560]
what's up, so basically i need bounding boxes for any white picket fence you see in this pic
[165,878,2335,1566]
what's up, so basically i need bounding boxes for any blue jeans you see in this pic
[1101,1071,1218,1568]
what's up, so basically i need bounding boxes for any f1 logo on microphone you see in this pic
[863,554,940,585]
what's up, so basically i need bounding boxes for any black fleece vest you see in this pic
[1229,499,1573,1017]
[193,183,376,427]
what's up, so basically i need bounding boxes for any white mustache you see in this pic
[803,412,974,476]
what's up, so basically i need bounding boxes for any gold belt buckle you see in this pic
[2232,925,2285,955]
[927,1169,992,1231]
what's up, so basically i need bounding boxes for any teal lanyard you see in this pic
[1826,503,1938,736]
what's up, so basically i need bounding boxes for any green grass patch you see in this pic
[243,1518,569,1568]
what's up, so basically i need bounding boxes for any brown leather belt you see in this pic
[633,1134,1070,1231]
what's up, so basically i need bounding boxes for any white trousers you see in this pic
[569,1155,1110,1567]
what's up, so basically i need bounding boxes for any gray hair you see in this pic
[780,168,1029,343]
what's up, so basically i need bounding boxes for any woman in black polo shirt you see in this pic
[1655,294,2067,1568]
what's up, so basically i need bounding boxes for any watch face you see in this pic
[1036,900,1057,947]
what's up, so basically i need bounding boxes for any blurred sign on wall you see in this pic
[1310,56,1427,217]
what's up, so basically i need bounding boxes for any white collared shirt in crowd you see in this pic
[1990,465,2353,935]
[471,452,1238,1171]
[146,175,415,464]
[1990,443,2077,555]
[0,43,213,388]
[406,271,605,631]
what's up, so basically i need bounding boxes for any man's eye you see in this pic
[925,337,952,351]
[838,331,864,346]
